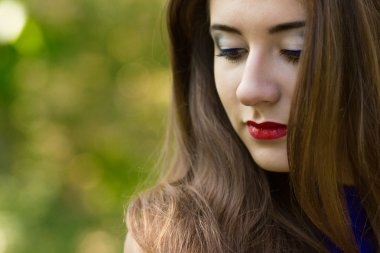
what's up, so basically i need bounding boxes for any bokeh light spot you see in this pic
[0,229,7,253]
[0,0,27,44]
[76,230,118,253]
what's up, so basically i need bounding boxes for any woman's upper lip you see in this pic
[246,120,287,128]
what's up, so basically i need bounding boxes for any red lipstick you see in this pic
[246,121,287,140]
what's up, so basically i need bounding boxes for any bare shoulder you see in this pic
[124,232,144,253]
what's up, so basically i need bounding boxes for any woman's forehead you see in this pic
[209,0,306,30]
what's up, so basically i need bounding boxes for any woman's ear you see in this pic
[124,232,144,253]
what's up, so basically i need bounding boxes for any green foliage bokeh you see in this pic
[0,0,170,252]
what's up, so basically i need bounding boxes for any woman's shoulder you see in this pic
[124,232,144,253]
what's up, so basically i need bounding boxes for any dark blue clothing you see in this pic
[325,186,377,253]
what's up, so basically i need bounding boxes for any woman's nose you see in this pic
[236,51,281,107]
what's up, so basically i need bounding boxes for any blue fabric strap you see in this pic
[325,186,377,253]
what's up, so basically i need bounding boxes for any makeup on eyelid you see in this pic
[213,35,304,64]
[215,46,302,64]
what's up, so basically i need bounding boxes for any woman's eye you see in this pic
[280,49,302,64]
[216,48,246,63]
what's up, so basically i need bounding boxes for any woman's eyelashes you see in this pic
[280,49,302,64]
[216,48,247,63]
[216,47,302,64]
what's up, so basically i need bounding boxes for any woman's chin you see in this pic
[249,149,290,173]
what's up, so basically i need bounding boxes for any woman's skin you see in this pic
[210,0,305,172]
[125,0,306,251]
[124,232,142,253]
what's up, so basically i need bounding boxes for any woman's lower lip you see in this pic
[246,121,287,140]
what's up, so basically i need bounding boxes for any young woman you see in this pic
[125,0,380,252]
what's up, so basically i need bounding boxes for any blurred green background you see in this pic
[0,0,170,252]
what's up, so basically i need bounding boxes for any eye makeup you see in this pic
[213,34,247,63]
[212,29,303,65]
[280,49,302,64]
[216,48,247,63]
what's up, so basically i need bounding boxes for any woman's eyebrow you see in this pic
[210,21,305,35]
[210,24,241,35]
[268,21,306,34]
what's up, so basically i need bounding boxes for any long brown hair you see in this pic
[289,0,380,252]
[127,0,380,252]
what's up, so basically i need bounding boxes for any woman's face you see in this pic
[210,0,306,172]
